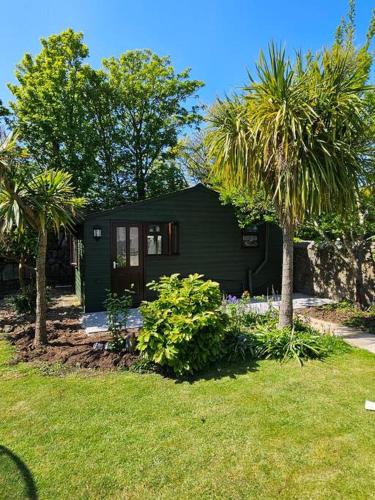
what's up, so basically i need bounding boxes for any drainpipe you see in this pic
[248,224,270,294]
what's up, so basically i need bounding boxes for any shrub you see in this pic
[138,274,227,376]
[104,289,133,352]
[9,284,51,315]
[254,318,341,365]
[223,300,278,361]
[223,308,347,365]
[223,330,258,361]
[128,357,159,374]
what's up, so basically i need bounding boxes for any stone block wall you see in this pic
[294,241,375,304]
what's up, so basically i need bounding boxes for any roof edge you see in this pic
[83,183,217,220]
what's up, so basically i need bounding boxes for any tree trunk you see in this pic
[136,174,146,200]
[34,230,48,347]
[352,245,366,310]
[279,216,294,328]
[18,255,26,294]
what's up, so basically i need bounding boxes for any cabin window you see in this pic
[146,222,179,256]
[242,225,259,248]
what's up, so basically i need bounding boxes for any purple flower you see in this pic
[226,295,239,304]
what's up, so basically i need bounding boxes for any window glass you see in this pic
[116,227,127,267]
[147,234,162,255]
[148,224,160,233]
[129,226,139,266]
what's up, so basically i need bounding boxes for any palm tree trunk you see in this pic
[34,230,48,347]
[279,216,294,328]
[352,245,366,310]
[18,255,26,294]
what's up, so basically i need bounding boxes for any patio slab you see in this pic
[304,317,375,355]
[83,308,143,334]
[82,293,333,334]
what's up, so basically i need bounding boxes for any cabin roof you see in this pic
[83,183,216,221]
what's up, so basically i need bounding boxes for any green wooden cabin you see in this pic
[72,184,282,312]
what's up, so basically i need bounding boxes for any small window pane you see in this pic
[147,234,162,255]
[148,224,160,233]
[129,227,139,266]
[116,227,127,267]
[242,234,258,247]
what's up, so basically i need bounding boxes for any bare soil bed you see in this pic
[0,290,140,370]
[299,305,375,333]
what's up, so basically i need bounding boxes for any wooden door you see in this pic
[111,223,143,304]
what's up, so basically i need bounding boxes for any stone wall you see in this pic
[0,232,73,297]
[294,241,375,304]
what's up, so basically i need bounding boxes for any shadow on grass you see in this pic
[175,358,260,384]
[0,445,38,500]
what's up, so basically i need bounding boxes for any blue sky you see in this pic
[1,0,373,108]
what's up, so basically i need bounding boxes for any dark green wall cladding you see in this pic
[77,185,282,312]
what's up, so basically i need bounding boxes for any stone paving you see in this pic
[82,294,375,355]
[82,293,333,334]
[305,316,375,354]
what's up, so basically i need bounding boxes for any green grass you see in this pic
[1,340,375,499]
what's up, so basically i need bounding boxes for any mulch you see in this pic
[0,292,140,370]
[299,306,375,332]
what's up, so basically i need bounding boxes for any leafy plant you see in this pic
[104,289,133,352]
[223,305,347,364]
[223,300,278,360]
[323,300,355,312]
[206,3,375,328]
[223,330,258,361]
[128,357,159,374]
[9,284,51,315]
[138,274,227,376]
[254,318,346,365]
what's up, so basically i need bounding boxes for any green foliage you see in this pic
[223,308,348,365]
[0,226,38,273]
[0,133,86,235]
[323,300,356,312]
[144,160,188,199]
[8,285,51,315]
[254,319,344,366]
[9,31,203,208]
[8,284,37,314]
[104,290,133,352]
[207,42,371,226]
[180,131,277,227]
[91,49,203,203]
[128,357,159,374]
[138,274,227,375]
[9,29,97,196]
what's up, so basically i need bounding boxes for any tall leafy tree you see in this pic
[92,49,203,202]
[207,38,373,327]
[0,134,85,346]
[0,100,10,128]
[9,29,97,195]
[298,2,375,309]
[9,33,203,207]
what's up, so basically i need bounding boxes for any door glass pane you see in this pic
[129,227,139,266]
[116,227,127,267]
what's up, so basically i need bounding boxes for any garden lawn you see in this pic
[1,340,375,499]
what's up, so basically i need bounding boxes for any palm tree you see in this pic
[207,44,370,327]
[0,134,85,346]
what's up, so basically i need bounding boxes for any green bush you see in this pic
[137,274,227,376]
[9,284,51,315]
[254,317,346,365]
[223,309,347,365]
